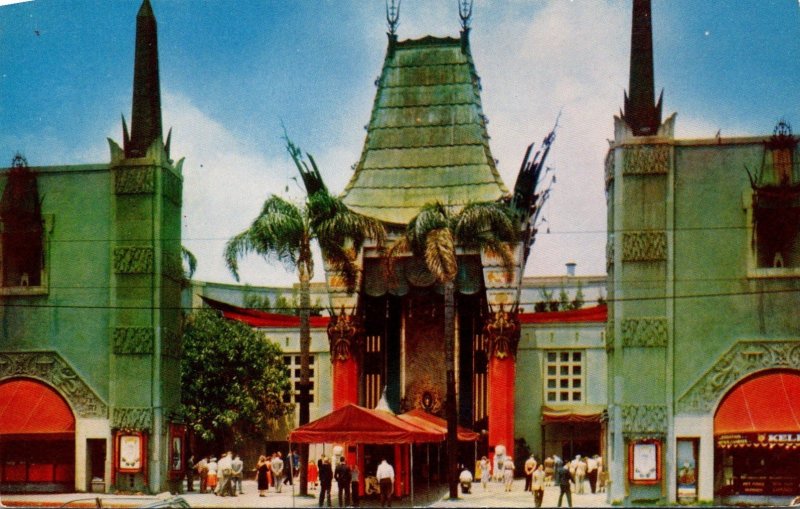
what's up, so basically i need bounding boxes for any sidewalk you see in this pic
[1,478,610,508]
[430,478,609,508]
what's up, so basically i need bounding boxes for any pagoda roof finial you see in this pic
[458,0,473,31]
[127,0,163,158]
[386,0,400,36]
[622,0,663,136]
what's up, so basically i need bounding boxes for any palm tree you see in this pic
[389,201,519,499]
[224,140,385,496]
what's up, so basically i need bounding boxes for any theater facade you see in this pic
[0,0,184,494]
[606,0,800,504]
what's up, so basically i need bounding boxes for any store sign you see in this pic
[717,433,800,448]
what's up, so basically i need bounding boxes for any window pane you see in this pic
[573,365,582,375]
[560,366,569,376]
[309,355,315,363]
[283,356,291,365]
[560,379,569,388]
[572,392,581,401]
[547,352,556,362]
[547,379,556,388]
[573,352,581,362]
[573,379,581,388]
[561,352,569,362]
[294,369,301,377]
[547,392,556,401]
[560,392,569,401]
[548,366,556,376]
[295,355,301,364]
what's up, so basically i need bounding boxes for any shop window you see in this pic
[0,155,48,294]
[282,354,316,404]
[544,349,584,404]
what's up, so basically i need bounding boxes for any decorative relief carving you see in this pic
[483,305,520,359]
[112,407,153,431]
[622,231,666,262]
[677,340,800,414]
[621,318,667,347]
[113,247,154,274]
[115,167,154,194]
[622,145,669,176]
[622,404,667,435]
[112,328,154,354]
[403,377,443,416]
[0,351,107,418]
[605,320,615,351]
[606,235,615,269]
[326,307,363,361]
[162,170,183,206]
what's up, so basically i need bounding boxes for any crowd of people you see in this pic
[183,448,605,507]
[466,452,605,507]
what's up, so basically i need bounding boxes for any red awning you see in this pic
[398,409,480,442]
[519,305,607,324]
[201,296,330,328]
[0,379,75,437]
[714,371,800,436]
[289,404,443,444]
[541,405,605,424]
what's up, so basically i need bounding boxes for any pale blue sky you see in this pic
[2,1,799,287]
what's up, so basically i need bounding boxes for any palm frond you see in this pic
[181,246,198,279]
[425,228,457,283]
[223,195,306,281]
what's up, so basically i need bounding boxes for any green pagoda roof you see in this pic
[341,34,509,225]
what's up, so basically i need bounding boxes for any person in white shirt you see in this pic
[376,459,395,507]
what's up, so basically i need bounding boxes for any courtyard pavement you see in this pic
[0,478,610,508]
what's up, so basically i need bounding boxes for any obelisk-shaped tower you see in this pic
[622,0,662,136]
[126,0,163,158]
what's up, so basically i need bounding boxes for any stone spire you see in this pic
[126,0,162,158]
[622,0,662,136]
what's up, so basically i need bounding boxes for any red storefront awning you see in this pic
[201,296,330,328]
[398,408,480,442]
[289,404,443,444]
[0,379,75,437]
[541,405,605,424]
[715,371,800,436]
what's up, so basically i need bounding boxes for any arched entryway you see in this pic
[714,369,800,504]
[0,378,76,493]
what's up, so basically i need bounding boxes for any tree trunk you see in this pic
[298,262,311,496]
[444,280,459,499]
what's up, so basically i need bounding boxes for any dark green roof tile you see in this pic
[342,35,507,224]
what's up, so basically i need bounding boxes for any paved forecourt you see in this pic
[1,478,610,508]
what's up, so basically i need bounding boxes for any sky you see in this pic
[1,0,799,288]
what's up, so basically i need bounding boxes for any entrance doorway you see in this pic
[0,378,76,492]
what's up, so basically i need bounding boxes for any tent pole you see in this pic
[290,440,296,509]
[410,444,414,508]
[427,444,430,490]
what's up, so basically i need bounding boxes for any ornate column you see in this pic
[483,305,520,456]
[327,307,363,410]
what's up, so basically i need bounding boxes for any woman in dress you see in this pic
[479,456,491,490]
[503,456,515,492]
[308,459,319,492]
[206,456,218,493]
[256,455,269,497]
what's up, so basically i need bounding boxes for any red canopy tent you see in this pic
[398,408,480,442]
[289,404,442,444]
